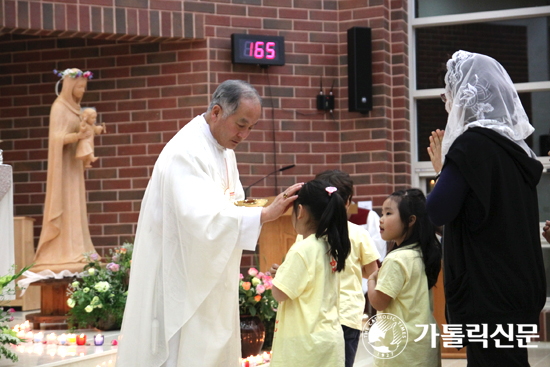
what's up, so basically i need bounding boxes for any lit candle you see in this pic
[33,332,43,343]
[76,333,86,345]
[67,334,76,344]
[16,330,25,339]
[47,333,57,344]
[12,324,20,332]
[22,321,31,332]
[93,334,104,346]
[57,334,67,345]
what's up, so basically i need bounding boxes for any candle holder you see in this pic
[76,334,87,345]
[67,334,76,344]
[57,334,67,345]
[93,334,104,346]
[47,333,57,344]
[33,332,43,343]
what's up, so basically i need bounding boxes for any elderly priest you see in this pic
[117,80,302,367]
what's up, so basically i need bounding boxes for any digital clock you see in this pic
[231,34,285,66]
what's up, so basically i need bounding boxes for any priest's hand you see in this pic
[260,182,303,224]
[427,129,444,174]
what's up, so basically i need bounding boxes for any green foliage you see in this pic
[0,263,32,362]
[239,268,278,323]
[67,243,133,331]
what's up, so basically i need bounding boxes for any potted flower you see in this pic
[0,264,33,363]
[66,242,132,331]
[239,268,277,357]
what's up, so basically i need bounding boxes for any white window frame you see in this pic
[408,5,550,189]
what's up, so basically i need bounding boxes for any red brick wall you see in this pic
[0,0,410,271]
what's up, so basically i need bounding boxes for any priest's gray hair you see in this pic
[207,80,262,118]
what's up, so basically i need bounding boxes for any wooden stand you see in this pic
[433,262,467,358]
[0,216,40,311]
[25,278,72,330]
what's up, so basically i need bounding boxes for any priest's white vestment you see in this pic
[117,115,262,367]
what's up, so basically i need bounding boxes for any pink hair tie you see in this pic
[325,186,337,196]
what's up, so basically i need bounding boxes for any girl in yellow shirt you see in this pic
[270,179,352,367]
[367,189,442,367]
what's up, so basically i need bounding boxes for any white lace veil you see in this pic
[441,50,535,162]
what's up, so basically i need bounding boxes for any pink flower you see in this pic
[263,278,273,290]
[107,263,120,272]
[8,308,15,313]
[242,282,251,291]
[239,273,244,280]
[257,272,265,280]
[90,253,99,261]
[8,316,14,321]
[248,268,258,277]
[256,284,265,294]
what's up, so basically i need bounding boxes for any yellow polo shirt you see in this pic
[374,244,441,367]
[340,221,380,330]
[270,234,345,367]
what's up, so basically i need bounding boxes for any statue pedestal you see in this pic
[26,278,72,330]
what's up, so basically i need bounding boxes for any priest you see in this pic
[117,80,302,367]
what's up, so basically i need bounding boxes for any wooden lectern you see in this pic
[433,263,467,358]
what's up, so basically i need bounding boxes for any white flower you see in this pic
[83,287,90,293]
[67,298,75,308]
[72,281,79,288]
[85,305,94,313]
[88,268,96,276]
[94,281,111,293]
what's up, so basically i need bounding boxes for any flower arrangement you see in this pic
[0,264,33,362]
[53,69,93,79]
[239,268,277,323]
[66,242,132,331]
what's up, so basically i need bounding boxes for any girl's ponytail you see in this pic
[294,180,351,272]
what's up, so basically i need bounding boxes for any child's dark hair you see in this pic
[293,179,351,272]
[314,170,354,205]
[389,189,441,289]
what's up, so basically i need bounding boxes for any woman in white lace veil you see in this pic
[441,50,536,161]
[427,50,546,367]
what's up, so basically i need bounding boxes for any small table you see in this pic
[25,277,74,330]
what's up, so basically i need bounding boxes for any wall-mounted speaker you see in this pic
[348,27,373,113]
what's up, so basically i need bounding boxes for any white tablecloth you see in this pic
[0,164,15,300]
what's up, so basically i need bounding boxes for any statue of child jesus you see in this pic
[75,108,106,168]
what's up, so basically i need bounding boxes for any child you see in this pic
[367,189,441,367]
[270,179,351,367]
[315,170,380,367]
[75,108,105,168]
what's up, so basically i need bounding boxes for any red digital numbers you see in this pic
[244,41,276,60]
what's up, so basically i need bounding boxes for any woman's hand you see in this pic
[427,129,445,173]
[76,125,91,140]
[543,220,550,244]
[260,182,303,224]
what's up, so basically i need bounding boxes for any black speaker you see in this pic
[347,27,372,113]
